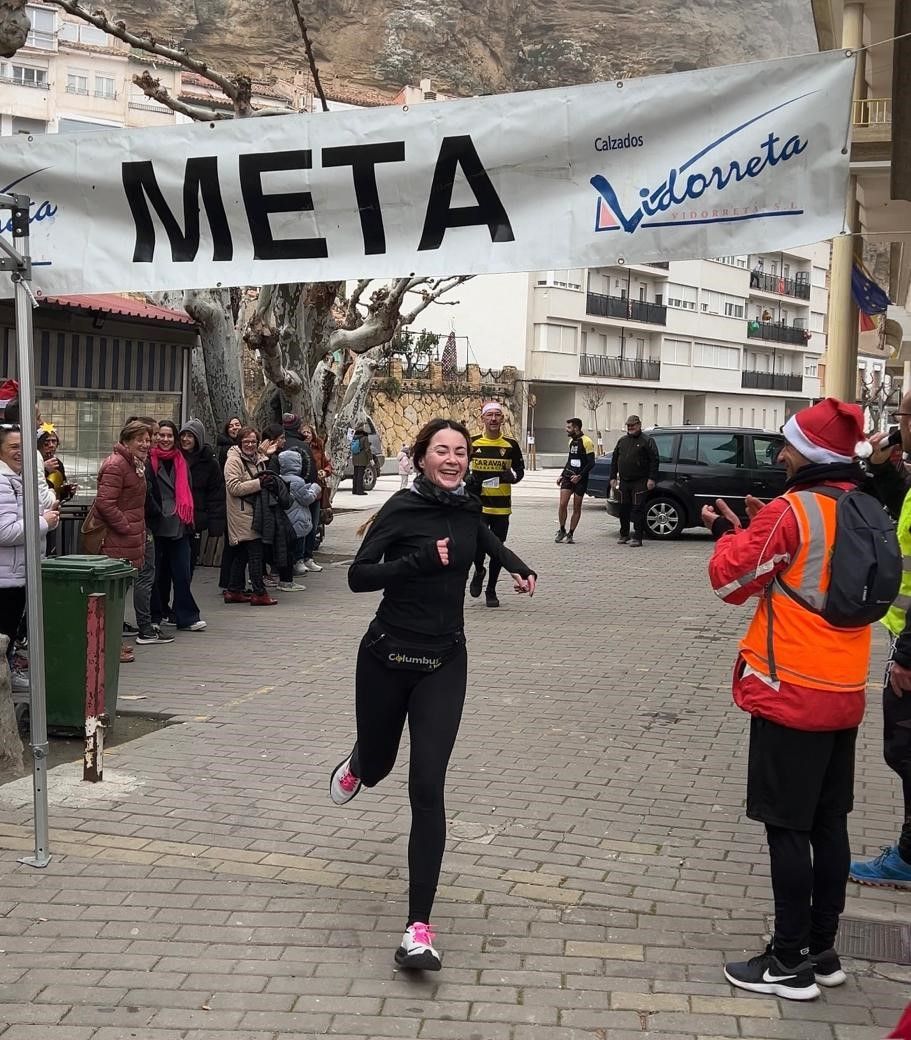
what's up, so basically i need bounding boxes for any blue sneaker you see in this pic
[849,846,911,890]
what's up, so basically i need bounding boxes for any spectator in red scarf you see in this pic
[149,419,206,633]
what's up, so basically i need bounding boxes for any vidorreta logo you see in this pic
[591,95,811,234]
[0,169,57,235]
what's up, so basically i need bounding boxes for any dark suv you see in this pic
[591,426,786,539]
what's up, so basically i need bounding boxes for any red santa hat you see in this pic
[782,397,871,463]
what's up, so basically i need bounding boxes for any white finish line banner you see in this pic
[0,50,853,295]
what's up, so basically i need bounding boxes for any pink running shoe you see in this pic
[395,922,441,971]
[329,755,361,805]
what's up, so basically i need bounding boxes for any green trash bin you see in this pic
[41,555,136,733]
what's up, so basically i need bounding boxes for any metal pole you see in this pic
[5,195,51,868]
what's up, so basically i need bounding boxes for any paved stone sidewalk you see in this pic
[0,489,907,1040]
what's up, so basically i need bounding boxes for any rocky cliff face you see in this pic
[109,0,816,97]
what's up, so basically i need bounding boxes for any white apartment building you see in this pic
[420,245,829,460]
[0,2,298,137]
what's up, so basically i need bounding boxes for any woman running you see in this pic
[329,418,537,971]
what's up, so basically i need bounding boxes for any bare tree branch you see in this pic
[47,0,249,111]
[344,279,371,327]
[244,311,304,395]
[289,0,328,113]
[400,276,472,325]
[132,70,229,121]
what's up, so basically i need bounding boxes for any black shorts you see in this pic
[746,716,857,830]
[559,476,588,496]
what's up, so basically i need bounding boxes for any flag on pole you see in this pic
[851,263,891,315]
[441,332,458,380]
[859,311,877,333]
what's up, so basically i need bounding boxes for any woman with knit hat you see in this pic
[179,419,226,573]
[150,419,206,633]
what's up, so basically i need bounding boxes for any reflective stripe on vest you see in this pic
[740,489,872,691]
[882,488,911,635]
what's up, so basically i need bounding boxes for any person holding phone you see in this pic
[328,418,537,972]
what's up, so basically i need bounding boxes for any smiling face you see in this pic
[420,428,469,490]
[0,430,23,474]
[778,441,808,480]
[227,418,242,439]
[158,426,175,451]
[240,432,259,455]
[126,431,151,464]
[179,431,197,453]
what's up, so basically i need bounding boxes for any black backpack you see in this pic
[787,486,901,628]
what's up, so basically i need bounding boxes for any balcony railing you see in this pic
[586,291,667,325]
[65,84,89,95]
[0,74,48,89]
[748,270,811,300]
[94,89,118,100]
[746,320,809,346]
[741,370,803,392]
[853,97,891,126]
[580,354,660,381]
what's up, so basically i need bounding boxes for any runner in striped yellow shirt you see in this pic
[467,402,525,607]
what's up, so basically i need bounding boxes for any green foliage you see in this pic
[377,375,403,400]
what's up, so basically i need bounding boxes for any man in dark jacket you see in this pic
[282,413,316,482]
[609,415,659,547]
[179,419,226,571]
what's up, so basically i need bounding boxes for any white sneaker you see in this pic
[278,581,306,592]
[394,922,442,971]
[186,620,207,632]
[329,755,362,805]
[304,558,323,572]
[11,669,30,691]
[293,560,308,575]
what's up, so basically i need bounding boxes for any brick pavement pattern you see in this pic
[0,476,907,1040]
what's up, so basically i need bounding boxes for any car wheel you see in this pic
[645,496,684,539]
[363,464,378,492]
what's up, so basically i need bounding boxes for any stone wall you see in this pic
[367,360,521,455]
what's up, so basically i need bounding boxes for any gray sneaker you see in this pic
[565,532,575,544]
[554,529,566,543]
[136,630,175,645]
[629,538,642,547]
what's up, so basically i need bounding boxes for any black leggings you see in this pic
[474,514,509,592]
[0,586,25,663]
[884,678,911,862]
[766,816,850,963]
[352,632,467,926]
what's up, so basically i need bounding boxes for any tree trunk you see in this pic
[190,343,217,437]
[325,351,379,497]
[184,289,247,428]
[0,639,23,775]
[0,0,28,58]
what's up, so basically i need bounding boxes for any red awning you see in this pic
[38,293,196,327]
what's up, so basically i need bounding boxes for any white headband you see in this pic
[481,403,503,416]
